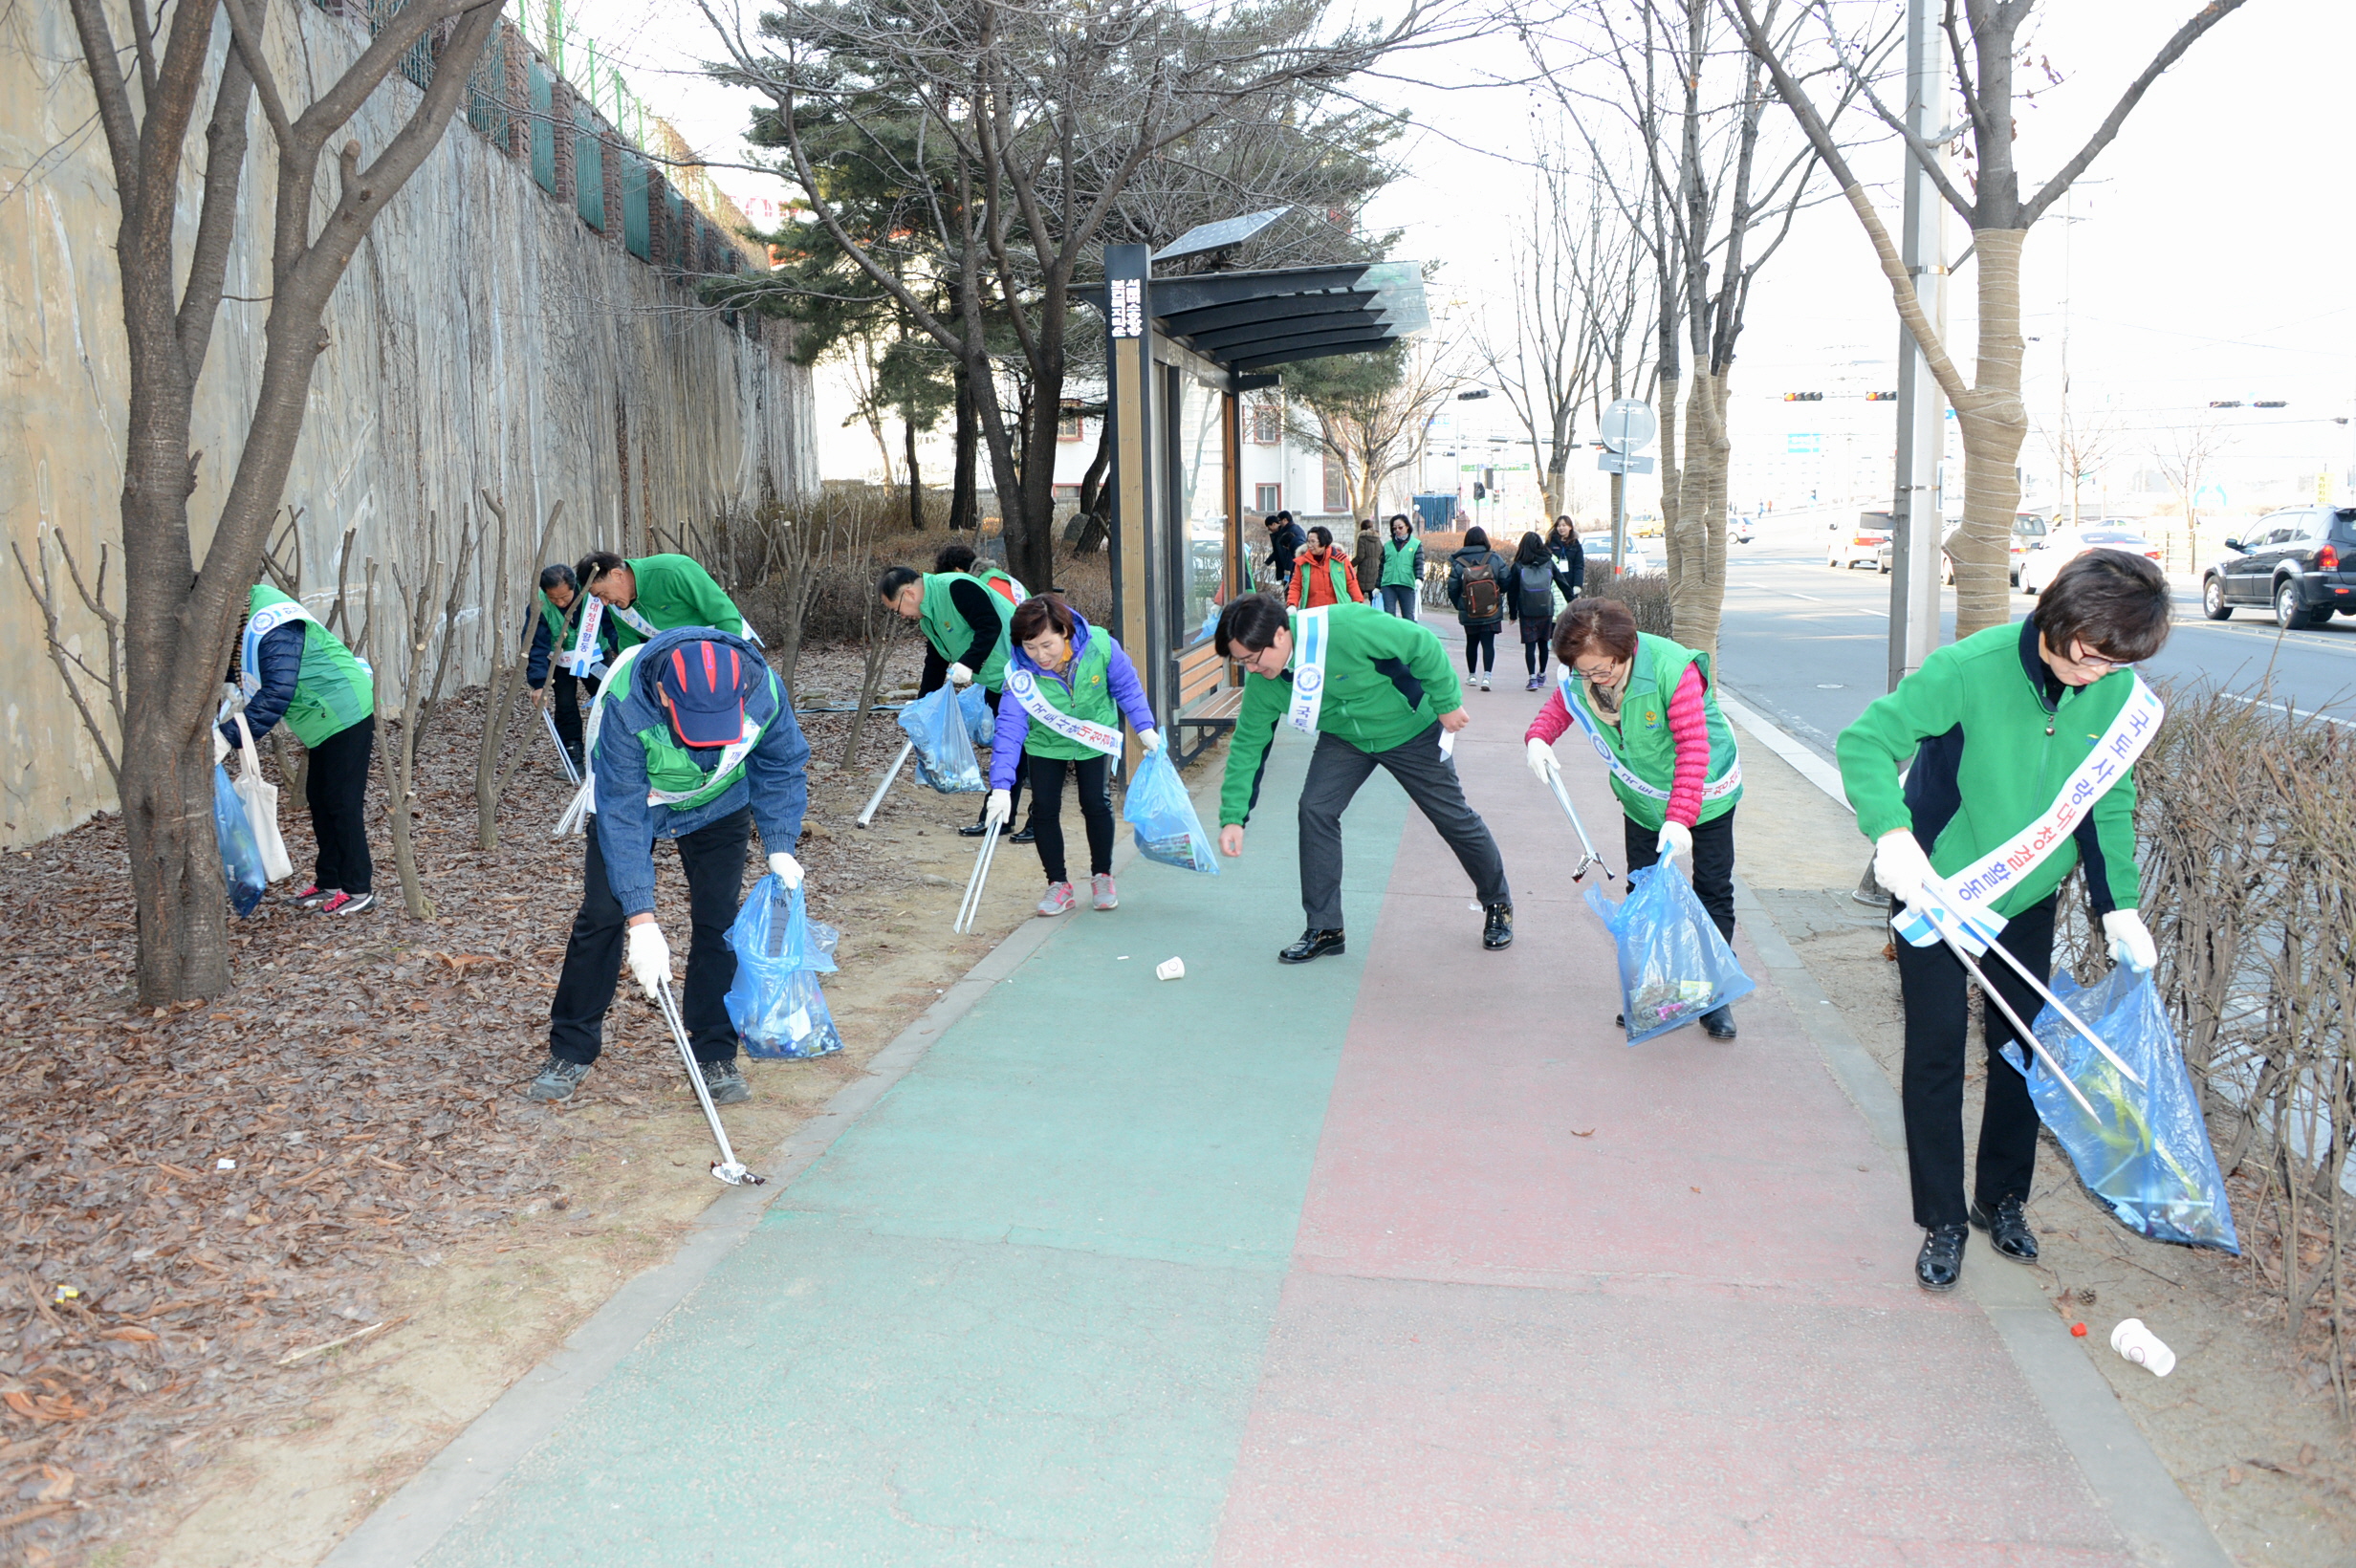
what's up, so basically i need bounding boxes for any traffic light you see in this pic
[1782,391,1823,402]
[1472,481,1487,500]
[2255,400,2287,408]
[1865,391,1897,402]
[2208,400,2242,408]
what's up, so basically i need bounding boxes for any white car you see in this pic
[2016,525,2165,596]
[1828,513,1894,569]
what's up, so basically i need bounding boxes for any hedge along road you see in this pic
[1712,539,2356,763]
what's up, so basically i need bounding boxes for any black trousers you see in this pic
[1298,724,1509,929]
[1621,807,1735,944]
[548,807,752,1065]
[1521,630,1552,677]
[546,666,599,765]
[1027,752,1113,883]
[1892,891,2054,1229]
[1463,626,1497,674]
[305,715,374,896]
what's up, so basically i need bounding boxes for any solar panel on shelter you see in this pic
[1150,207,1290,266]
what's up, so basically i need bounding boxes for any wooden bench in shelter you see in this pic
[1170,638,1243,765]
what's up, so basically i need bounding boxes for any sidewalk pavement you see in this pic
[335,683,2225,1566]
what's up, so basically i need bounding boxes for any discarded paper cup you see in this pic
[1156,957,1186,981]
[2108,1318,2176,1377]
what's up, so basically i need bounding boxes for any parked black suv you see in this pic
[2201,507,2356,628]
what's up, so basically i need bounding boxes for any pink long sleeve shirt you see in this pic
[1525,664,1712,826]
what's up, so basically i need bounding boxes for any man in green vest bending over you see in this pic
[532,627,811,1105]
[222,584,376,915]
[879,563,1033,841]
[576,552,749,649]
[1213,595,1514,962]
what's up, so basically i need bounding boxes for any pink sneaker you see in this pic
[1036,882,1076,918]
[318,890,376,916]
[291,884,331,909]
[1091,873,1118,911]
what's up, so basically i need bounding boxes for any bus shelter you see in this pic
[1091,243,1429,764]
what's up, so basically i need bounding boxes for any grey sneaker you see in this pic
[1091,873,1118,911]
[1036,882,1076,917]
[528,1054,593,1101]
[698,1057,750,1105]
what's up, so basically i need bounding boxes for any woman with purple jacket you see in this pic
[985,595,1162,916]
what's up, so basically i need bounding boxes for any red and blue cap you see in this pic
[657,640,746,748]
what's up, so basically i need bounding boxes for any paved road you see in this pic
[1715,529,2356,762]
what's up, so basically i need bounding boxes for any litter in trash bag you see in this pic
[1582,860,1753,1045]
[725,874,844,1058]
[212,764,266,919]
[958,684,996,749]
[1121,750,1218,875]
[897,684,985,793]
[2002,967,2238,1253]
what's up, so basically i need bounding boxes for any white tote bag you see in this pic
[231,713,295,883]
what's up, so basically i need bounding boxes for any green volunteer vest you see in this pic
[1381,538,1420,588]
[536,590,570,649]
[1294,553,1353,606]
[917,572,1013,691]
[1571,632,1741,832]
[1016,632,1117,761]
[244,584,373,748]
[593,644,776,812]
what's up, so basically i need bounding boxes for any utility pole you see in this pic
[1886,0,1947,691]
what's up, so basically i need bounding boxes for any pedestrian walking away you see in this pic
[532,627,812,1106]
[524,563,620,775]
[1446,525,1511,690]
[1526,597,1743,1038]
[1378,513,1423,619]
[987,594,1161,916]
[1836,549,2171,1293]
[932,540,1028,607]
[1214,595,1513,963]
[575,551,750,649]
[879,563,1033,841]
[1509,531,1558,688]
[1547,514,1585,605]
[1352,516,1385,607]
[224,583,377,916]
[1287,526,1367,609]
[1262,510,1306,588]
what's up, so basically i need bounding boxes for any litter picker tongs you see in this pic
[857,739,915,829]
[651,976,763,1187]
[542,708,581,788]
[1543,767,1616,884]
[953,812,1001,934]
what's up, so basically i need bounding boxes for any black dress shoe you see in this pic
[1011,825,1036,844]
[1481,903,1514,950]
[1916,1223,1968,1292]
[1278,927,1345,964]
[1702,1005,1736,1040]
[958,820,994,838]
[1969,1197,2039,1263]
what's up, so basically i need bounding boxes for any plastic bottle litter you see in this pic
[2109,1318,2176,1377]
[1156,957,1186,981]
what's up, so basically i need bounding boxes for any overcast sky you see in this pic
[576,0,2352,491]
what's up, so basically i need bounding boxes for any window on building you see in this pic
[1250,397,1281,445]
[1322,454,1347,514]
[1058,402,1084,442]
[1254,483,1282,514]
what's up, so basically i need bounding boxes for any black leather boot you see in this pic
[1969,1197,2039,1263]
[1278,927,1345,964]
[1702,1005,1736,1040]
[1481,903,1514,950]
[1915,1223,1968,1292]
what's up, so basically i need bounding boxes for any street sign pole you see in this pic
[1887,0,1947,691]
[1599,399,1657,579]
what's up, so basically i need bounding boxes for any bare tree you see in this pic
[55,0,504,1002]
[703,0,1462,589]
[1286,338,1467,522]
[1728,0,2256,638]
[2153,417,2233,573]
[473,493,565,851]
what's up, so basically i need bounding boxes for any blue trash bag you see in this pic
[1196,599,1221,644]
[212,765,266,919]
[1120,749,1219,874]
[1582,860,1754,1044]
[725,874,844,1059]
[2002,967,2239,1253]
[958,685,996,749]
[896,684,985,793]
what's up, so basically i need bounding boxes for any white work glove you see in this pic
[1138,729,1162,754]
[1656,819,1693,862]
[2103,909,2158,973]
[985,788,1012,826]
[1525,737,1560,784]
[1873,829,1935,906]
[947,663,974,688]
[213,729,231,766]
[623,920,671,1000]
[767,851,803,891]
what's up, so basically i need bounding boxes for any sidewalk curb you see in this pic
[322,824,1152,1567]
[1729,701,2232,1568]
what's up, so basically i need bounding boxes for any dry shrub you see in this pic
[2054,681,2356,1415]
[1583,571,1675,639]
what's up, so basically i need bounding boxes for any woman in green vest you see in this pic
[932,540,1028,609]
[984,595,1160,916]
[879,563,1030,839]
[575,552,748,649]
[221,584,377,915]
[1523,596,1743,1038]
[1378,514,1423,619]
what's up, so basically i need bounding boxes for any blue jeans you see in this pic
[1381,583,1418,618]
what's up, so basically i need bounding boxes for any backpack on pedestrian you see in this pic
[1461,557,1501,621]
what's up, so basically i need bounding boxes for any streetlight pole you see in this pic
[1887,0,1946,691]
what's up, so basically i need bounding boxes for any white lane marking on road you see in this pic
[1716,692,1853,814]
[2171,620,2356,659]
[2215,692,2355,729]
